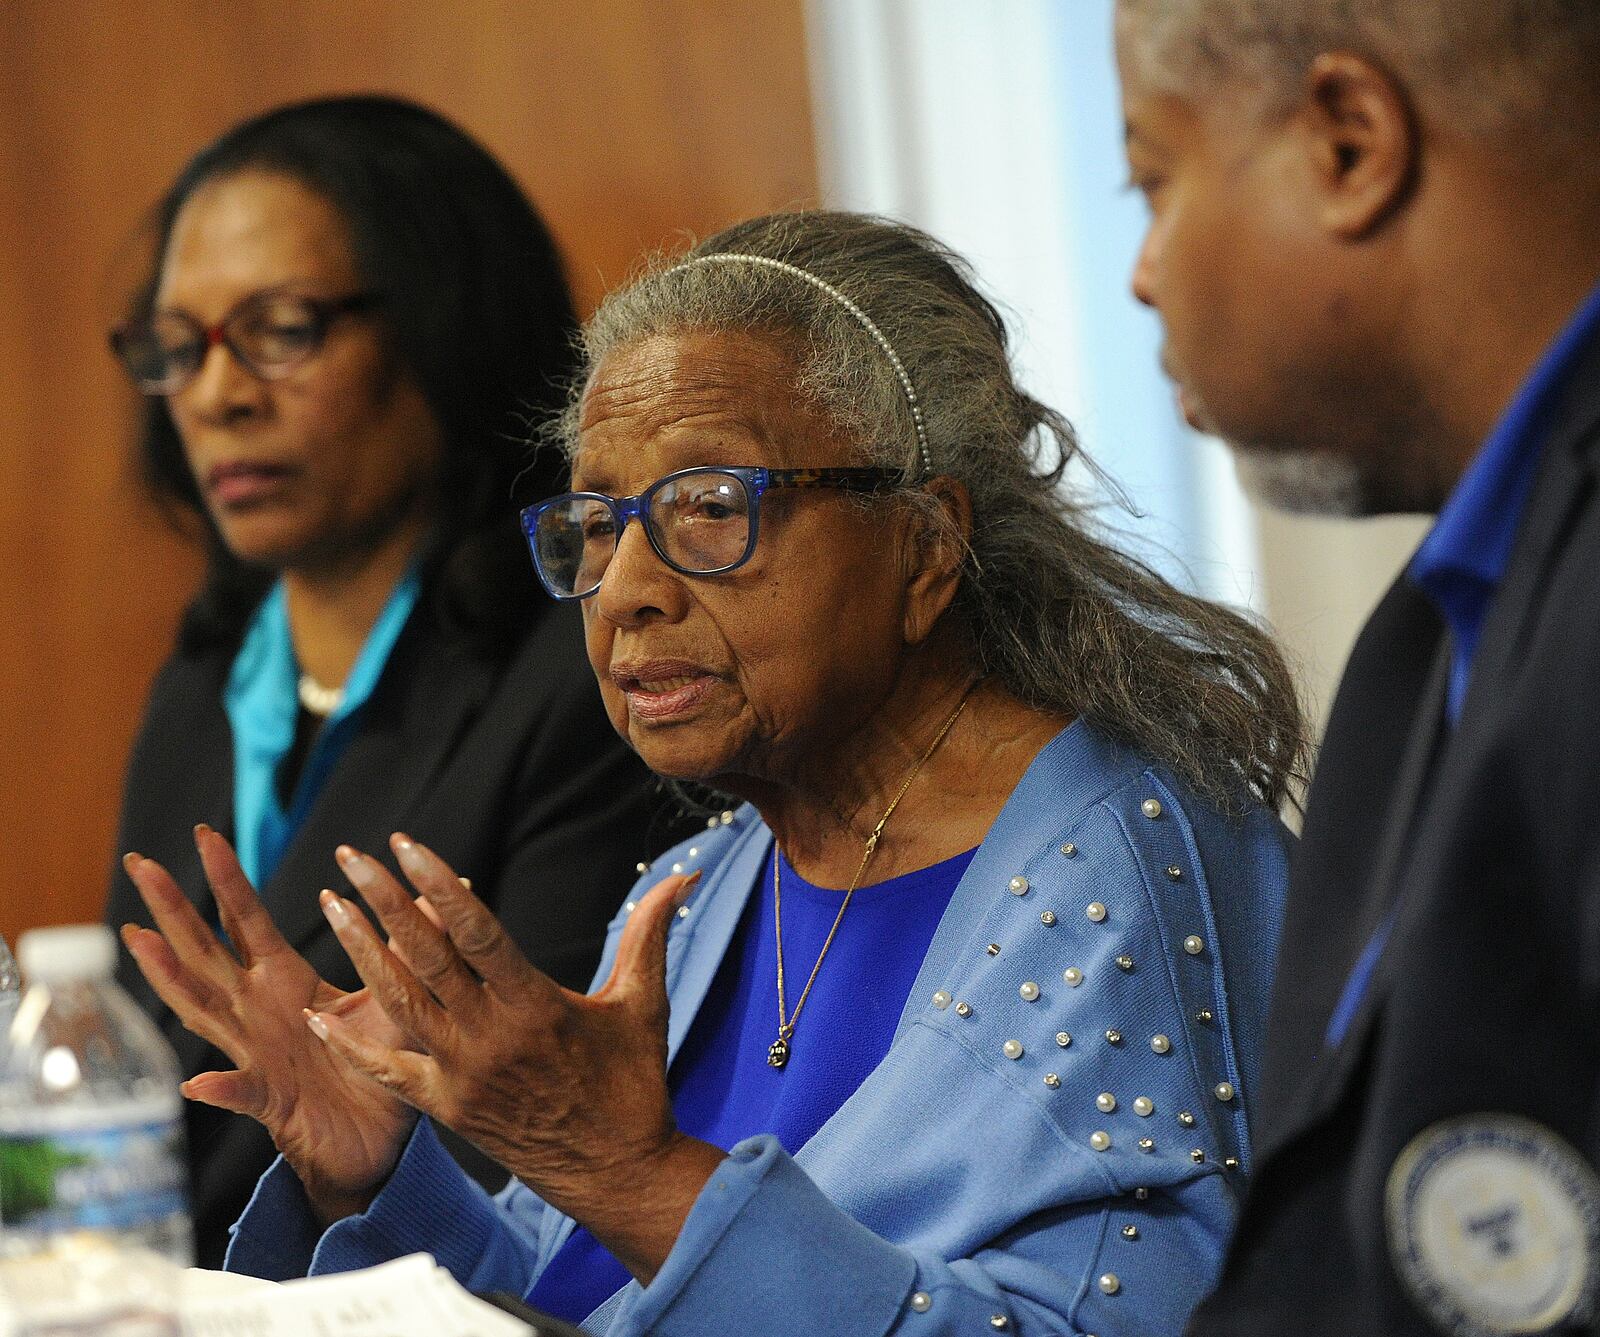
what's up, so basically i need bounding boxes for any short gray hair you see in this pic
[558,211,1307,810]
[1119,0,1600,147]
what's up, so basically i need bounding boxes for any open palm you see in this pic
[121,826,419,1220]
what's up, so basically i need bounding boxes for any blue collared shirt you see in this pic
[1410,280,1600,724]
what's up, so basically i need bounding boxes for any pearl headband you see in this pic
[670,252,932,479]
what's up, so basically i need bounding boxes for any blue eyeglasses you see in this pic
[521,465,901,600]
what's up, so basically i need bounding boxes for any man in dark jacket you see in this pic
[1114,2,1600,1332]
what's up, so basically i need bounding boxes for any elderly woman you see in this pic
[122,211,1302,1335]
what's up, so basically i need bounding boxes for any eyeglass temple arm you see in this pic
[763,467,905,494]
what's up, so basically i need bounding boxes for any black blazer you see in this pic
[1192,336,1600,1333]
[105,596,686,1269]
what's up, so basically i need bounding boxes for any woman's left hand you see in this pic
[310,834,724,1283]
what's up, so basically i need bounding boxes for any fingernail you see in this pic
[673,870,704,907]
[320,890,351,928]
[304,1010,330,1042]
[121,852,142,872]
[392,832,414,852]
[458,877,472,892]
[394,840,427,875]
[194,823,212,839]
[337,849,374,887]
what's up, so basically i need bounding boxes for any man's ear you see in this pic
[1299,51,1419,239]
[902,475,973,646]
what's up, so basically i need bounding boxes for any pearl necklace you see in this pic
[297,673,345,718]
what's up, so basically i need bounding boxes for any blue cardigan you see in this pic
[227,722,1291,1335]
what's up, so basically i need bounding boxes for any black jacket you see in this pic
[105,596,686,1269]
[1192,337,1600,1332]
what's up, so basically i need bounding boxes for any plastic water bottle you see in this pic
[0,938,18,1048]
[0,926,191,1334]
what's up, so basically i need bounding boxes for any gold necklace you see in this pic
[767,680,978,1070]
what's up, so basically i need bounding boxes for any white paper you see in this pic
[179,1255,529,1337]
[2,1250,525,1337]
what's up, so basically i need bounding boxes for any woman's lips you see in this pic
[611,663,718,721]
[206,461,295,507]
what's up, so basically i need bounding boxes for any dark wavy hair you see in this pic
[124,94,578,654]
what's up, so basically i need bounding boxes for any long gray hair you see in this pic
[559,211,1307,810]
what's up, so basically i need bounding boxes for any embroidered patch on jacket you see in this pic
[1386,1114,1600,1335]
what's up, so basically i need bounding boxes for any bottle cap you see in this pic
[18,924,117,984]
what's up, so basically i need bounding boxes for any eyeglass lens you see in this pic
[533,470,754,597]
[114,294,330,392]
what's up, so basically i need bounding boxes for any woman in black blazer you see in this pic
[102,96,680,1267]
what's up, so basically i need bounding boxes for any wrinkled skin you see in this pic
[311,836,715,1277]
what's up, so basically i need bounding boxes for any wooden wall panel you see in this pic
[0,0,818,945]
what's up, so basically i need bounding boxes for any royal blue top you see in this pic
[526,844,976,1323]
[222,570,421,887]
[1410,279,1600,724]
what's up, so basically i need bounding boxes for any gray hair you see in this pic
[559,211,1307,810]
[1118,0,1600,150]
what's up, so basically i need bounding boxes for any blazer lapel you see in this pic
[255,614,499,956]
[1465,336,1600,702]
[118,654,237,1056]
[1292,640,1450,1114]
[162,680,237,925]
[1253,577,1447,1150]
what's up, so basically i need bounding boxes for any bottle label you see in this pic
[0,1115,186,1234]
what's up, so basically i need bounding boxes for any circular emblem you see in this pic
[1386,1115,1600,1335]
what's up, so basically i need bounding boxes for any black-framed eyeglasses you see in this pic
[108,288,380,394]
[521,465,903,600]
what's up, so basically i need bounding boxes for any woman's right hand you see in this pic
[121,825,420,1225]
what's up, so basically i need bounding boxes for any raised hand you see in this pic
[120,826,420,1224]
[310,834,725,1283]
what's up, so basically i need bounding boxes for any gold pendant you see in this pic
[767,1036,790,1069]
